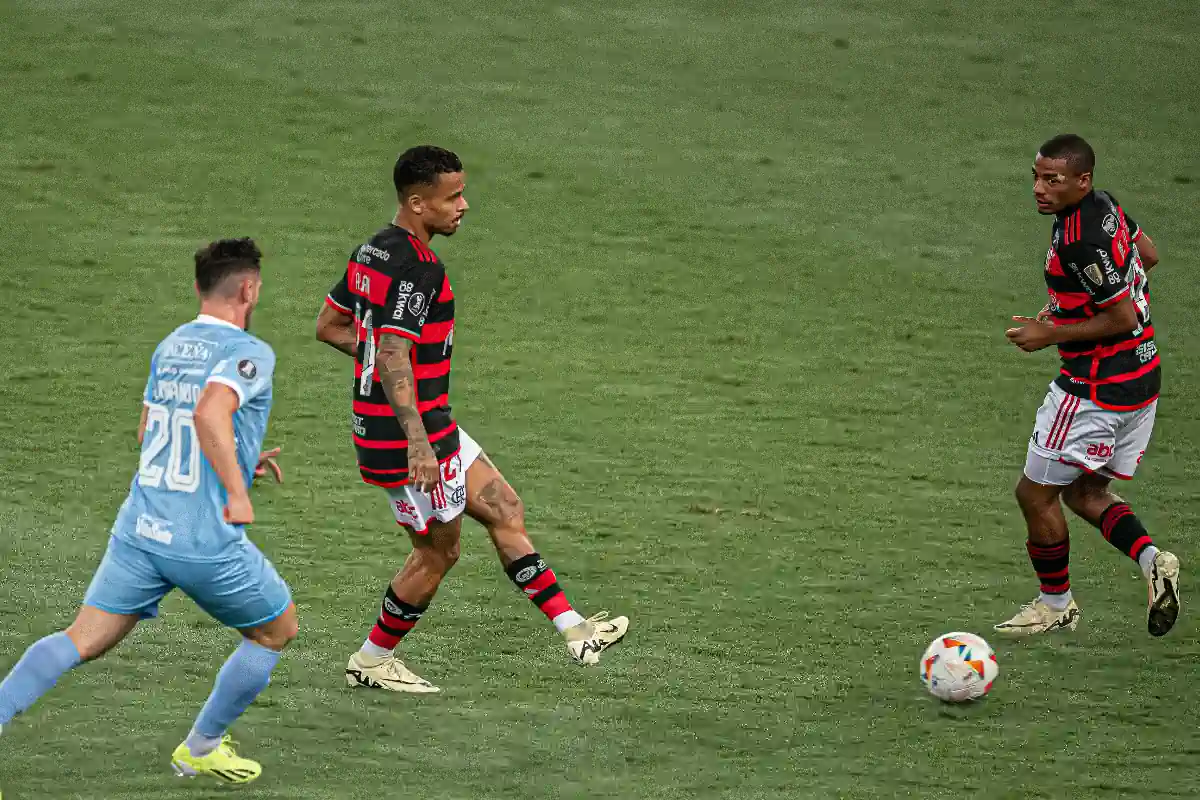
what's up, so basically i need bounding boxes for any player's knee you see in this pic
[248,618,298,651]
[1014,479,1033,509]
[437,538,461,569]
[1061,482,1087,512]
[1062,478,1112,517]
[66,629,110,662]
[69,638,103,662]
[415,537,460,574]
[475,477,525,529]
[1015,478,1053,514]
[273,614,300,648]
[247,603,299,651]
[489,492,526,534]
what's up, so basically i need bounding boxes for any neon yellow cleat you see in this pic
[170,735,262,784]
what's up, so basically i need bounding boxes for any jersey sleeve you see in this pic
[1125,213,1143,242]
[142,344,162,405]
[376,266,443,341]
[1060,242,1130,309]
[326,261,354,316]
[207,340,276,408]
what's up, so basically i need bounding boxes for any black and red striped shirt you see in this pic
[326,225,458,487]
[1044,190,1159,411]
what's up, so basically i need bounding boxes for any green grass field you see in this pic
[2,1,1199,797]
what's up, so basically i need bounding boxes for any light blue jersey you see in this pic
[87,314,290,629]
[112,315,275,562]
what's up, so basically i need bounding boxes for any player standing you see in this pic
[0,239,295,783]
[316,145,629,693]
[996,134,1179,637]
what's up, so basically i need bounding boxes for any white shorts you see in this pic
[1024,383,1156,486]
[384,428,483,533]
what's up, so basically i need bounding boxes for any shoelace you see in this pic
[585,611,617,632]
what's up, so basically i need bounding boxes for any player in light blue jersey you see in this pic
[0,238,296,785]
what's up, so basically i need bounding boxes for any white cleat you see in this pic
[565,612,630,665]
[994,598,1081,636]
[1148,551,1181,637]
[345,651,440,693]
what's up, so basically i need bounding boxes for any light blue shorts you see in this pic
[84,536,291,629]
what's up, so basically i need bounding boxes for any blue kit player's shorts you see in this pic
[84,536,291,630]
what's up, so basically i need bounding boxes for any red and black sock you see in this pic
[1027,539,1071,597]
[1099,503,1154,562]
[367,587,425,651]
[505,553,583,631]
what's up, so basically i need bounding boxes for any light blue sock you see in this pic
[0,632,83,725]
[186,639,281,754]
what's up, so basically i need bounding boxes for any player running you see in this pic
[0,238,295,784]
[316,145,628,693]
[997,134,1179,637]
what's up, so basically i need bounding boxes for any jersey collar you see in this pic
[195,314,242,331]
[1056,190,1096,220]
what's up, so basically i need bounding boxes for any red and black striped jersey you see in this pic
[325,225,458,487]
[1044,190,1159,411]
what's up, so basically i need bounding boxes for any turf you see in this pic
[1,0,1199,797]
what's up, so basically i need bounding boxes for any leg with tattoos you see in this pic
[346,429,628,692]
[465,451,629,665]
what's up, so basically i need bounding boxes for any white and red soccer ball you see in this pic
[919,632,999,702]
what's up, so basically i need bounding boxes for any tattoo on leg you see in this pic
[478,477,522,523]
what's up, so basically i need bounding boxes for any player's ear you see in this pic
[194,280,202,299]
[405,190,425,215]
[243,276,260,306]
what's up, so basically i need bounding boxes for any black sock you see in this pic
[1027,539,1070,596]
[1099,503,1153,562]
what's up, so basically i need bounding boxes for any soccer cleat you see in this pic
[565,611,630,665]
[170,735,262,784]
[1147,551,1181,637]
[993,598,1080,636]
[345,651,440,693]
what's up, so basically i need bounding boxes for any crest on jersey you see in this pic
[237,359,257,380]
[1101,214,1119,237]
[1083,264,1104,285]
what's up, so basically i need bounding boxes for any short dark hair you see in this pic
[195,237,262,295]
[393,145,463,197]
[1038,134,1095,175]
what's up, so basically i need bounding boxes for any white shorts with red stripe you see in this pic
[384,428,483,533]
[1025,382,1156,486]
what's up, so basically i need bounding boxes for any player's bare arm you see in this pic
[1137,231,1159,271]
[138,403,149,444]
[375,333,438,492]
[1006,295,1139,353]
[195,382,253,524]
[315,303,357,357]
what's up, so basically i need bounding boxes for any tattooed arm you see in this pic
[316,303,358,357]
[376,333,439,491]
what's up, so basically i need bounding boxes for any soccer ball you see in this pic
[919,632,998,702]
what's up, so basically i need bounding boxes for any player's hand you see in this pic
[255,446,283,483]
[1006,319,1057,352]
[408,441,439,493]
[225,493,255,525]
[1012,303,1053,326]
